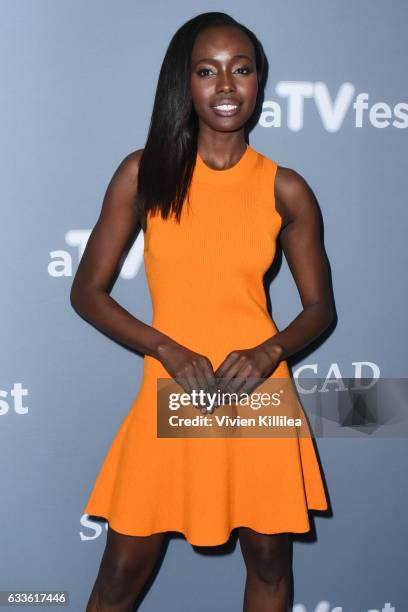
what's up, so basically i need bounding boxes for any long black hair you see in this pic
[135,11,268,232]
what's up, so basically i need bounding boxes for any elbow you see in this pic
[70,284,84,314]
[322,301,336,330]
[307,299,335,332]
[69,282,97,316]
[70,281,107,319]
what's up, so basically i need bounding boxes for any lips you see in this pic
[211,97,241,108]
[211,98,242,117]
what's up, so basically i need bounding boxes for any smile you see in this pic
[211,104,241,117]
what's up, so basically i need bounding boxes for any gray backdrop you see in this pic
[1,1,407,610]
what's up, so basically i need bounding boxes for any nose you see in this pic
[216,68,235,92]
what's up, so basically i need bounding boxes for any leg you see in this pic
[85,525,168,611]
[238,527,291,612]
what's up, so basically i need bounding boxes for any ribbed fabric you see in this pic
[84,145,328,546]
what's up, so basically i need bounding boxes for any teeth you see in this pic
[214,104,238,110]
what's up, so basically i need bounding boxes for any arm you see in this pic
[70,150,176,359]
[214,165,335,394]
[70,151,217,400]
[259,165,335,362]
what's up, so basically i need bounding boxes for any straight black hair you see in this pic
[135,11,267,232]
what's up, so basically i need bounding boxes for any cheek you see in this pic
[240,80,259,111]
[238,75,258,96]
[191,79,212,111]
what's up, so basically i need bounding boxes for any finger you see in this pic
[235,372,262,397]
[193,369,207,403]
[218,358,247,395]
[194,361,210,396]
[196,361,217,413]
[225,370,249,398]
[199,359,217,392]
[217,365,238,395]
[214,352,240,380]
[187,373,206,412]
[174,375,194,396]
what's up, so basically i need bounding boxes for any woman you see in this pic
[71,11,334,612]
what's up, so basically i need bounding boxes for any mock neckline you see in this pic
[193,144,259,186]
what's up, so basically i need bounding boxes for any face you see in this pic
[190,25,258,134]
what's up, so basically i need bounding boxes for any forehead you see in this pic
[191,26,254,62]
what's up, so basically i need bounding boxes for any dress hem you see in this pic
[84,506,328,548]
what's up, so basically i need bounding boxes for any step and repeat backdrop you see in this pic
[1,1,407,610]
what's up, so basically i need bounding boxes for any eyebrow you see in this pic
[194,53,253,66]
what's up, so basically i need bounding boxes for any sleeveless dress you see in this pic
[84,144,328,546]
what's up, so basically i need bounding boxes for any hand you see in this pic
[214,343,283,400]
[156,341,217,414]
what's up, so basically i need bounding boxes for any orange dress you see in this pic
[84,144,328,546]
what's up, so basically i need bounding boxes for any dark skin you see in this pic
[75,25,334,612]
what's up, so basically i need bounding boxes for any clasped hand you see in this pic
[157,341,283,415]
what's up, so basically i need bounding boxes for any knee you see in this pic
[248,547,289,586]
[96,561,138,606]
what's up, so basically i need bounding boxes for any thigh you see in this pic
[238,527,291,571]
[99,525,168,578]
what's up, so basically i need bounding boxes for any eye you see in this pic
[196,65,253,77]
[196,68,214,77]
[235,65,252,75]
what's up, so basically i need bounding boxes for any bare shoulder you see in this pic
[70,148,146,301]
[99,148,145,216]
[275,164,319,229]
[111,148,144,184]
[123,148,144,168]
